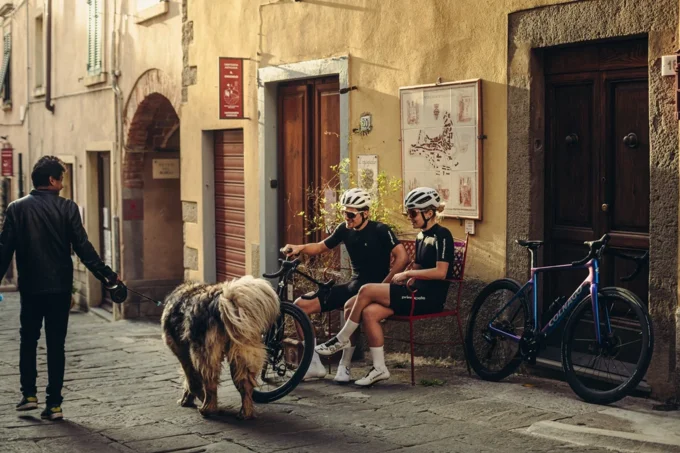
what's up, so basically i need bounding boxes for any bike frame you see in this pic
[487,257,610,346]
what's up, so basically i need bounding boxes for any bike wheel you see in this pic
[465,279,531,381]
[561,287,653,405]
[252,302,315,404]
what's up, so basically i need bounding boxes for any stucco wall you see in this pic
[0,0,182,312]
[181,0,592,284]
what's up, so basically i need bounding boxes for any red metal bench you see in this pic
[387,234,471,385]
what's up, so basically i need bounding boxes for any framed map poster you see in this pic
[399,79,483,220]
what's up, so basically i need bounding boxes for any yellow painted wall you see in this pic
[180,0,602,282]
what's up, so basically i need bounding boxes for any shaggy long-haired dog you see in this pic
[161,275,279,419]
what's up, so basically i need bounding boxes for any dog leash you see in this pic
[127,287,164,307]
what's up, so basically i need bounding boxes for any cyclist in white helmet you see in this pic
[283,187,409,383]
[316,187,455,386]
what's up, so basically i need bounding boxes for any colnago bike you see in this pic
[254,252,335,403]
[465,234,653,404]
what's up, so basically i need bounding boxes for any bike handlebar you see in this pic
[571,234,611,266]
[570,234,648,282]
[607,249,649,282]
[262,255,335,299]
[262,258,301,279]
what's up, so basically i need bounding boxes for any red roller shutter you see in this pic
[214,130,246,281]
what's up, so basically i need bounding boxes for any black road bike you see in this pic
[253,253,335,403]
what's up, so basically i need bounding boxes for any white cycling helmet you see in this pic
[340,188,372,209]
[404,187,441,210]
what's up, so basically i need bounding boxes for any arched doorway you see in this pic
[118,91,182,319]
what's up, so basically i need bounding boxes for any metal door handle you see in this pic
[601,203,609,212]
[565,133,579,146]
[623,133,639,149]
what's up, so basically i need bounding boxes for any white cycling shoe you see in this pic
[315,336,351,356]
[355,367,390,387]
[333,365,351,383]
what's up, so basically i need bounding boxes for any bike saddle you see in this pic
[516,240,544,249]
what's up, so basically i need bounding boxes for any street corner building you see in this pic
[0,0,679,402]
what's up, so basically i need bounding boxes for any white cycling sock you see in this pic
[370,346,386,371]
[336,320,359,343]
[339,346,356,368]
[311,338,322,365]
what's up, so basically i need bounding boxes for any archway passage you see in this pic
[119,93,182,319]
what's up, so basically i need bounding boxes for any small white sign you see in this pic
[357,155,378,194]
[102,207,109,229]
[287,283,294,301]
[152,159,180,179]
[465,219,475,235]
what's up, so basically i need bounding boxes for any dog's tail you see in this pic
[218,275,280,347]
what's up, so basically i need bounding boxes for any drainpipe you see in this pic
[44,0,54,113]
[24,0,30,193]
[111,0,123,275]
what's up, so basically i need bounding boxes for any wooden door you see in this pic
[544,38,649,325]
[278,77,340,248]
[214,130,246,281]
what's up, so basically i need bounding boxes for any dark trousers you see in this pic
[19,292,71,406]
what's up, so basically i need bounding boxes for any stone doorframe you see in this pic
[506,0,678,399]
[256,56,350,278]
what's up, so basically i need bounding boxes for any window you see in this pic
[34,15,43,89]
[61,163,74,201]
[0,30,10,105]
[87,0,102,76]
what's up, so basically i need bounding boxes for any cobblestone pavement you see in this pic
[0,292,667,453]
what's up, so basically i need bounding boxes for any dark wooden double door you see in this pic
[278,77,340,248]
[544,38,650,320]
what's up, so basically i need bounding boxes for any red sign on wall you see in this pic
[1,148,13,177]
[219,58,244,120]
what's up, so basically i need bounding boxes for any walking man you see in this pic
[0,156,120,420]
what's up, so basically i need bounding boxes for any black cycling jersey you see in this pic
[324,220,400,283]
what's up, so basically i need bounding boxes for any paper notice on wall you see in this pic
[357,155,378,194]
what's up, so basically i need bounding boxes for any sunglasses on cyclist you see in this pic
[343,210,363,220]
[407,209,423,219]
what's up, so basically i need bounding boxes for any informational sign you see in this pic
[152,158,180,179]
[1,148,12,176]
[219,57,244,119]
[400,79,484,220]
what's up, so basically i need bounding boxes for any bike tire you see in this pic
[252,302,315,404]
[561,287,654,405]
[465,279,530,381]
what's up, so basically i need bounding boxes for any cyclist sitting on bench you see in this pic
[316,187,454,386]
[283,188,409,383]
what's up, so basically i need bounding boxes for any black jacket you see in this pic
[0,189,115,295]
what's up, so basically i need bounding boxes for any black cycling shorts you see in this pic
[389,284,445,316]
[318,279,363,313]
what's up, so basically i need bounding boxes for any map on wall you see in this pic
[400,79,483,220]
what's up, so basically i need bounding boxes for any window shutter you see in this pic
[0,32,11,94]
[87,0,101,75]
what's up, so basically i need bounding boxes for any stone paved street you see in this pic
[0,292,677,453]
